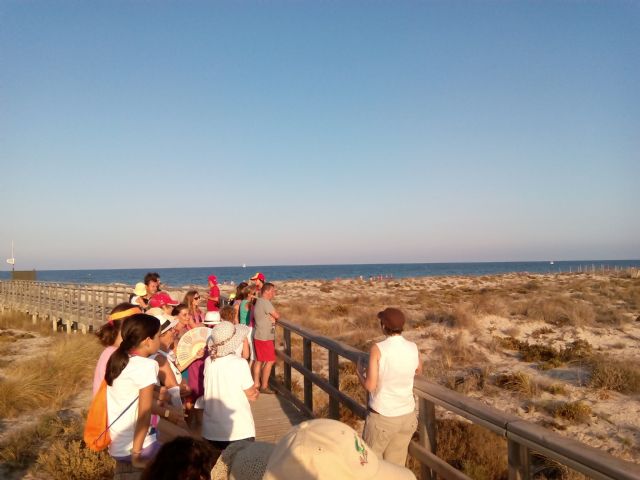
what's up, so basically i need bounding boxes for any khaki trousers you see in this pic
[362,411,418,466]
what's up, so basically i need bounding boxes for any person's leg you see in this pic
[382,413,418,466]
[362,412,391,459]
[260,361,274,389]
[252,360,262,388]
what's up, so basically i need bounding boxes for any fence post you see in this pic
[328,350,340,419]
[418,397,437,480]
[508,439,530,480]
[284,329,292,392]
[303,338,313,412]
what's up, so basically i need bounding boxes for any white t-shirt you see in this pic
[107,356,159,457]
[202,354,255,441]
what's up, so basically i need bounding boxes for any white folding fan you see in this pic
[176,327,210,367]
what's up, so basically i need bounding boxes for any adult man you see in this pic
[144,272,161,302]
[252,283,279,394]
[250,272,265,297]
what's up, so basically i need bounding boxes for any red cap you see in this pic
[251,272,265,282]
[208,275,218,284]
[149,291,179,308]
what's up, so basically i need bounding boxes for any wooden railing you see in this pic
[272,318,640,480]
[2,279,640,479]
[0,280,205,333]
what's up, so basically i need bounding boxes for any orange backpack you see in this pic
[84,380,111,451]
[84,380,138,452]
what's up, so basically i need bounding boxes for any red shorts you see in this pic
[254,339,276,362]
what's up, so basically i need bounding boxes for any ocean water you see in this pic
[1,260,638,287]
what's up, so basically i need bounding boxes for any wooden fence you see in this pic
[1,279,640,479]
[271,318,640,480]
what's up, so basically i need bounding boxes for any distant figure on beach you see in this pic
[250,272,265,296]
[92,303,141,396]
[206,275,220,312]
[357,307,421,467]
[144,272,161,299]
[252,282,279,394]
[182,289,204,324]
[129,283,149,310]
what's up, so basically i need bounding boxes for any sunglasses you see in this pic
[194,295,201,300]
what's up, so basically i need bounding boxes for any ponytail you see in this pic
[95,302,137,347]
[105,313,160,385]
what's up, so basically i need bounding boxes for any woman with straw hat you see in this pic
[202,321,259,451]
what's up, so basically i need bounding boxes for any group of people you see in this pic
[91,271,422,479]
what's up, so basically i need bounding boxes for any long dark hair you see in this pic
[141,436,215,480]
[105,314,160,386]
[95,302,137,347]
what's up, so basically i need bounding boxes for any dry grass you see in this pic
[436,419,508,480]
[0,335,102,419]
[588,356,640,394]
[546,401,592,424]
[495,372,539,397]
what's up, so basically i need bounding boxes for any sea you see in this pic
[1,260,638,287]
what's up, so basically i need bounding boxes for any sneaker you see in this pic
[259,387,276,395]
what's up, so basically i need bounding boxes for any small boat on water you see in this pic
[550,261,554,265]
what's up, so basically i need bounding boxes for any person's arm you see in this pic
[356,345,380,393]
[233,303,240,324]
[244,385,259,402]
[155,356,178,389]
[131,384,154,468]
[269,308,280,321]
[241,338,250,360]
[416,351,423,375]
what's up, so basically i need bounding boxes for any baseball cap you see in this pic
[149,291,179,308]
[263,419,416,480]
[208,275,218,284]
[133,282,147,297]
[250,272,265,282]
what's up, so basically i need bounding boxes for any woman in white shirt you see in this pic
[105,313,161,469]
[356,308,422,466]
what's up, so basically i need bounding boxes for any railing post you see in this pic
[508,439,530,480]
[303,338,313,412]
[284,329,292,391]
[328,351,340,419]
[419,397,437,480]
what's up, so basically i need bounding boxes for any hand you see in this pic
[356,357,367,379]
[131,453,148,469]
[196,348,205,358]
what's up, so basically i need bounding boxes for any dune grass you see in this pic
[0,335,102,419]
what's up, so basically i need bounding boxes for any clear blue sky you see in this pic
[1,1,638,270]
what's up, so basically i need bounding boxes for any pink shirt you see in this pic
[93,345,117,396]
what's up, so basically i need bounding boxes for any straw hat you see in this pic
[263,419,415,479]
[204,311,221,326]
[207,321,249,358]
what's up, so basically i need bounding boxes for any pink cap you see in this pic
[149,291,179,308]
[208,275,218,284]
[250,272,265,282]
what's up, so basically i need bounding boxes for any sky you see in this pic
[0,1,638,270]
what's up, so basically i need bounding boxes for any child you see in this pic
[105,313,161,469]
[92,303,141,396]
[202,321,258,450]
[206,275,220,312]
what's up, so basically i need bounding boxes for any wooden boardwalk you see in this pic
[252,392,309,443]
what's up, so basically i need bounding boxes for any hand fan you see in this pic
[176,327,210,367]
